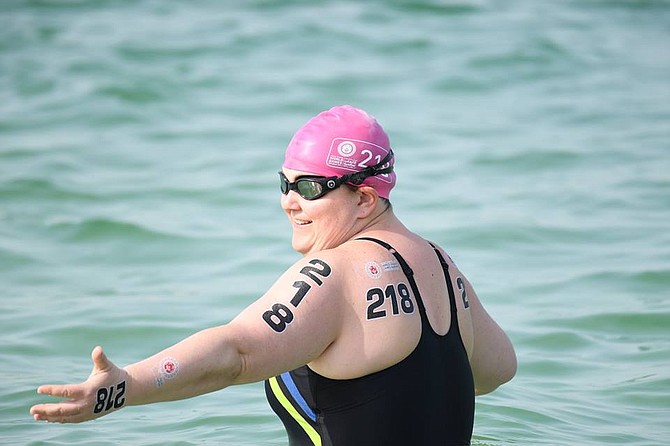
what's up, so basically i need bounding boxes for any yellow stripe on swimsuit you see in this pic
[268,376,322,446]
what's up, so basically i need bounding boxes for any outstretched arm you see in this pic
[31,254,344,423]
[30,326,245,423]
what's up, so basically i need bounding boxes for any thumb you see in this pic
[91,346,113,373]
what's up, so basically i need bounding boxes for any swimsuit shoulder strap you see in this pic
[428,242,459,327]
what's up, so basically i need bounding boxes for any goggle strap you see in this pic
[345,149,394,185]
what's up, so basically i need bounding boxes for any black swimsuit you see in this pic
[265,238,474,445]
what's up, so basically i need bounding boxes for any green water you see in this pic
[1,0,669,444]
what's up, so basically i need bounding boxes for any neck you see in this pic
[356,201,401,236]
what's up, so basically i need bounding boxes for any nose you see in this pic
[280,189,301,212]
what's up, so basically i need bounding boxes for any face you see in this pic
[280,168,362,255]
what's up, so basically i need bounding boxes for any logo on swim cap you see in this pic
[337,141,357,157]
[326,138,392,175]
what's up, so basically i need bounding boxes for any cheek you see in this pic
[316,207,353,236]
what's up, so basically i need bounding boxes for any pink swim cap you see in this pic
[283,105,396,199]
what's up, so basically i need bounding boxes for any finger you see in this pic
[36,384,82,400]
[30,401,86,423]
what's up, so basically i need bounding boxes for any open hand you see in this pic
[30,346,129,423]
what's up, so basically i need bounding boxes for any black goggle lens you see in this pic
[296,180,324,199]
[279,172,332,200]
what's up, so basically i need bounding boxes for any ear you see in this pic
[355,186,379,218]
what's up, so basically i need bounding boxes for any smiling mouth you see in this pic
[294,218,312,226]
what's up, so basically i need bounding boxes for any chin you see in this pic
[291,236,311,255]
[293,245,308,255]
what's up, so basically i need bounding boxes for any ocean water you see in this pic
[1,0,669,444]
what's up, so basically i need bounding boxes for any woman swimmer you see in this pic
[30,105,516,445]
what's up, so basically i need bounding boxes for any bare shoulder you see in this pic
[224,250,353,383]
[307,239,424,378]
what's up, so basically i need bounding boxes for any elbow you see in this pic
[227,349,247,385]
[495,343,518,389]
[473,345,517,396]
[499,347,517,385]
[219,338,246,387]
[197,326,245,390]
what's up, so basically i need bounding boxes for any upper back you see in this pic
[281,233,476,445]
[308,230,474,380]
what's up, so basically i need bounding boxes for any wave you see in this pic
[47,216,188,243]
[0,245,38,269]
[0,177,98,202]
[471,149,582,171]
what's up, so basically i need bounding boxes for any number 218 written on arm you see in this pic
[262,259,332,333]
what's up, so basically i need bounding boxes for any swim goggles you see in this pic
[279,150,394,200]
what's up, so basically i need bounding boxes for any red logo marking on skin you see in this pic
[365,261,382,279]
[163,361,176,374]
